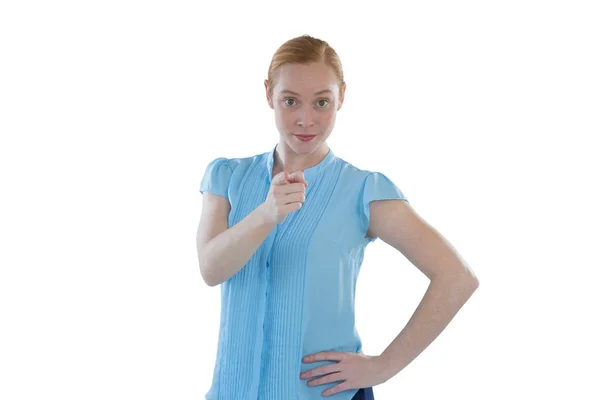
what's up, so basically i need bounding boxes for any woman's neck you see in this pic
[272,143,329,176]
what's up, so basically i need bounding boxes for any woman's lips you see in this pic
[295,134,316,142]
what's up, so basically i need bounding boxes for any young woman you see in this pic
[197,34,479,400]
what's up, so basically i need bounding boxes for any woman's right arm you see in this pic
[197,170,308,286]
[196,193,276,287]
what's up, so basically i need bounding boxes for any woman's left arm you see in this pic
[367,199,480,379]
[300,200,480,395]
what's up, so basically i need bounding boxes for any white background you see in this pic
[1,1,598,399]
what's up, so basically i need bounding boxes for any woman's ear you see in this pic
[264,80,274,109]
[338,82,346,111]
[337,82,346,111]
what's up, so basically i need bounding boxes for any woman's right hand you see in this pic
[261,171,308,225]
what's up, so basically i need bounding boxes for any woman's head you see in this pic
[264,35,346,155]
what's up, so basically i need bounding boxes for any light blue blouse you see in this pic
[199,144,408,399]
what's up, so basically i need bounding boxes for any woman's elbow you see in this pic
[198,256,219,287]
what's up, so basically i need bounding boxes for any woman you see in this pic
[197,34,479,400]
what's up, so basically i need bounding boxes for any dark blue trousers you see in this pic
[351,387,374,400]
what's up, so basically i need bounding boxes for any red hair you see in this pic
[266,35,345,97]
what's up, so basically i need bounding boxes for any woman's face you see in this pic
[265,62,345,155]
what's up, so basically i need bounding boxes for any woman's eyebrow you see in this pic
[280,89,333,96]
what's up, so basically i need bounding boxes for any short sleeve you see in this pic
[361,172,409,241]
[199,157,232,199]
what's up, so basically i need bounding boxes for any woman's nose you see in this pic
[297,107,315,127]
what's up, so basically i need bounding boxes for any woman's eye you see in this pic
[284,98,296,106]
[317,99,330,108]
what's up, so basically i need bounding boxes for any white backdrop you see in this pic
[1,1,598,399]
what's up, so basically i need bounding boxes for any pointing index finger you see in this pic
[272,171,289,185]
[289,171,308,187]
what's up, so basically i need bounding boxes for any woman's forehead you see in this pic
[274,63,339,95]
